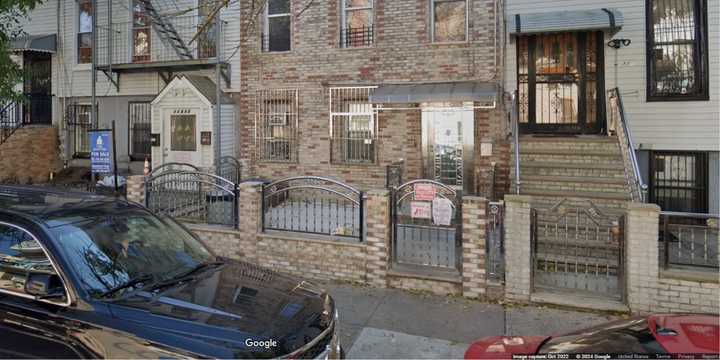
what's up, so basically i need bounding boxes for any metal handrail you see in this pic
[608,88,647,202]
[0,101,23,145]
[511,91,521,194]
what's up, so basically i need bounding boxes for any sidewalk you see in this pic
[321,281,619,359]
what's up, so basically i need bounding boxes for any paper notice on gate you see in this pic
[414,183,436,201]
[432,197,453,226]
[410,201,432,219]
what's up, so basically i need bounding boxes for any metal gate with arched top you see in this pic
[531,199,625,300]
[392,180,462,269]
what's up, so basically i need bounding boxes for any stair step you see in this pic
[519,135,617,143]
[520,175,627,185]
[518,161,624,170]
[522,189,630,201]
[519,148,621,157]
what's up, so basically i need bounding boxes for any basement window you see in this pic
[329,87,377,164]
[255,89,298,162]
[649,151,708,213]
[262,0,291,52]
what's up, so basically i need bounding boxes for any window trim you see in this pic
[430,0,469,43]
[648,150,709,213]
[0,221,72,307]
[645,0,709,102]
[128,101,152,161]
[77,0,93,65]
[263,0,292,52]
[340,0,374,48]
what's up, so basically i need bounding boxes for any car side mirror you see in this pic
[25,273,65,301]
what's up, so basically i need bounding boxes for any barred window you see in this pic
[329,87,377,164]
[650,151,708,213]
[341,0,373,48]
[647,0,708,100]
[262,0,291,52]
[256,89,298,162]
[431,0,467,43]
[69,104,92,157]
[129,102,151,160]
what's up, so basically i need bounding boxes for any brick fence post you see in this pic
[504,195,532,302]
[365,189,391,288]
[462,196,488,299]
[237,181,264,260]
[625,202,661,313]
[126,175,145,205]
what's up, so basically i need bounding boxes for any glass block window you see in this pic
[647,0,708,100]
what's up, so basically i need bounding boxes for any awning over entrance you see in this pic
[508,8,623,35]
[10,34,57,53]
[369,82,497,104]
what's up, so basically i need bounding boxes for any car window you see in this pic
[49,210,214,297]
[0,223,64,302]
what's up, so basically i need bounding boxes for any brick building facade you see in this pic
[237,0,509,196]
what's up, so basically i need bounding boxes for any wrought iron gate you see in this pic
[531,200,625,300]
[392,180,462,269]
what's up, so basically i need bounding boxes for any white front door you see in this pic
[162,108,202,165]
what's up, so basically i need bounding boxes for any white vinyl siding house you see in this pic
[503,0,719,152]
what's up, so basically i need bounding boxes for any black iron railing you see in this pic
[0,101,22,145]
[262,176,364,240]
[218,156,241,185]
[607,88,647,202]
[385,159,404,189]
[660,211,719,270]
[145,170,238,228]
[340,25,373,48]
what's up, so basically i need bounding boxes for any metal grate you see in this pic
[649,151,708,213]
[660,212,718,270]
[129,102,151,160]
[329,87,377,165]
[255,89,299,162]
[340,25,374,48]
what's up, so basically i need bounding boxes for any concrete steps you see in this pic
[512,136,632,211]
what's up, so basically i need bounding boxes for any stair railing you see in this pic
[607,88,647,202]
[0,101,23,145]
[511,90,521,195]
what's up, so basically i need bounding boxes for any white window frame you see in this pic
[329,86,378,164]
[341,0,374,47]
[263,0,292,52]
[0,222,72,307]
[430,0,469,43]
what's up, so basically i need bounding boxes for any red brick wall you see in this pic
[0,127,62,183]
[237,0,505,191]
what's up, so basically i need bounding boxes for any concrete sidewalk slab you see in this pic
[347,328,468,359]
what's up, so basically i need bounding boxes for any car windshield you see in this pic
[539,318,667,354]
[49,209,214,298]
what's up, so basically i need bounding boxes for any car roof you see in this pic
[649,314,720,354]
[0,185,141,226]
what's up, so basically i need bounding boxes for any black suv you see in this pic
[0,186,341,359]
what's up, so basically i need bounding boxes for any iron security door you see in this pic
[518,32,605,134]
[531,200,625,300]
[22,52,52,125]
[421,107,474,194]
[392,180,462,269]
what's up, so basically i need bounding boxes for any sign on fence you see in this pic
[432,197,453,226]
[90,131,112,174]
[414,183,436,201]
[410,201,432,219]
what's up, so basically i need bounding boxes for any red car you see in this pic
[465,314,719,359]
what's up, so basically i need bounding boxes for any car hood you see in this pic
[465,336,549,359]
[108,259,332,358]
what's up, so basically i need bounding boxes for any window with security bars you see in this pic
[329,87,377,164]
[340,0,374,48]
[67,104,93,158]
[647,0,708,100]
[256,89,298,162]
[129,102,151,160]
[649,151,708,213]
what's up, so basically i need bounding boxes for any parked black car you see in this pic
[0,185,341,359]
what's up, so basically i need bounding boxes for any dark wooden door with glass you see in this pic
[518,31,605,134]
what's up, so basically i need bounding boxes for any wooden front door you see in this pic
[518,32,605,134]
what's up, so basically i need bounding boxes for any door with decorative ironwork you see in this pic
[518,32,605,134]
[392,180,462,270]
[531,200,625,300]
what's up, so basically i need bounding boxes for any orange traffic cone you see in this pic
[143,157,151,176]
